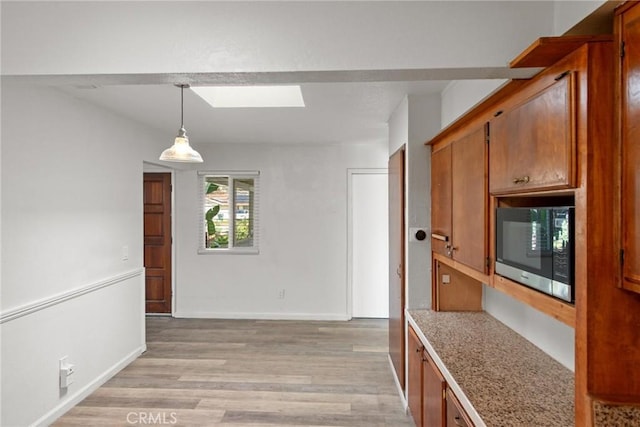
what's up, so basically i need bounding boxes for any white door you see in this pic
[350,170,389,318]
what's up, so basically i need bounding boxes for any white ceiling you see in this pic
[60,80,450,146]
[3,1,611,147]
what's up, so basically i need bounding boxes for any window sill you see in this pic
[198,248,259,255]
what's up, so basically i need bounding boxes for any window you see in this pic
[199,171,259,254]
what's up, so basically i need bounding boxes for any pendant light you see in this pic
[159,84,204,163]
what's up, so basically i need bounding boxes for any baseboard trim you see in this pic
[32,344,146,427]
[173,311,350,321]
[1,268,144,324]
[388,354,408,411]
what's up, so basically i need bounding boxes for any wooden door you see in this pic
[144,173,172,313]
[489,74,576,194]
[431,144,452,257]
[407,326,423,427]
[621,3,640,293]
[451,126,488,273]
[388,147,405,390]
[422,350,446,427]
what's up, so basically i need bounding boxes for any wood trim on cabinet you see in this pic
[426,80,529,150]
[491,274,576,328]
[433,253,490,287]
[509,35,613,68]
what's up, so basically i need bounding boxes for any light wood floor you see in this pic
[54,317,413,426]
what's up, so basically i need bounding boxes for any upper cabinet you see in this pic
[431,144,452,259]
[620,2,640,294]
[431,125,488,274]
[489,72,576,195]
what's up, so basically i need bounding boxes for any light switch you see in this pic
[122,245,129,261]
[442,274,451,284]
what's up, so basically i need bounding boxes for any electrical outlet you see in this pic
[59,356,75,389]
[122,245,129,261]
[278,289,285,299]
[442,274,451,284]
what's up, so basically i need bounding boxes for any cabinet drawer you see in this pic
[489,73,576,194]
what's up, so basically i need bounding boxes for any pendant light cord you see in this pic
[180,85,184,129]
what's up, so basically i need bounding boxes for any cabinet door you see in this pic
[423,350,446,427]
[451,126,488,273]
[408,326,424,427]
[490,74,576,194]
[431,144,452,257]
[445,388,474,427]
[621,4,640,293]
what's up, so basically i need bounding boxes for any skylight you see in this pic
[191,85,305,108]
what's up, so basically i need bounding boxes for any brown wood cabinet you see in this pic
[431,144,452,258]
[408,325,448,427]
[489,72,576,195]
[408,326,424,427]
[431,125,488,274]
[389,147,406,390]
[620,2,640,294]
[423,350,446,427]
[426,32,640,425]
[446,387,474,427]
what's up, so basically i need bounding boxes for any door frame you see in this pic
[143,162,175,316]
[347,168,388,319]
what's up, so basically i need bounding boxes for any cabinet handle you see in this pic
[453,415,464,426]
[446,245,459,257]
[431,233,449,242]
[512,176,530,184]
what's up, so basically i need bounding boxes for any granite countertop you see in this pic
[593,401,640,426]
[408,310,575,427]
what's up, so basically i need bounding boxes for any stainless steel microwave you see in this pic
[495,207,574,303]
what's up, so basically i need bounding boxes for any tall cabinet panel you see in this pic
[430,126,488,274]
[451,126,488,273]
[621,3,640,294]
[388,147,406,389]
[430,144,452,258]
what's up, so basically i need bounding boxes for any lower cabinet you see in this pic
[446,387,474,427]
[409,326,466,427]
[408,325,425,426]
[422,349,446,427]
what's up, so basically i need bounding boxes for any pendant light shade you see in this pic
[159,84,204,163]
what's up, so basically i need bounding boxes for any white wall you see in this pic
[553,0,608,35]
[440,80,507,129]
[173,141,388,320]
[389,97,408,156]
[0,83,162,425]
[388,95,441,311]
[483,287,575,370]
[406,95,441,310]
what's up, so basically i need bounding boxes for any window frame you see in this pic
[198,170,260,255]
